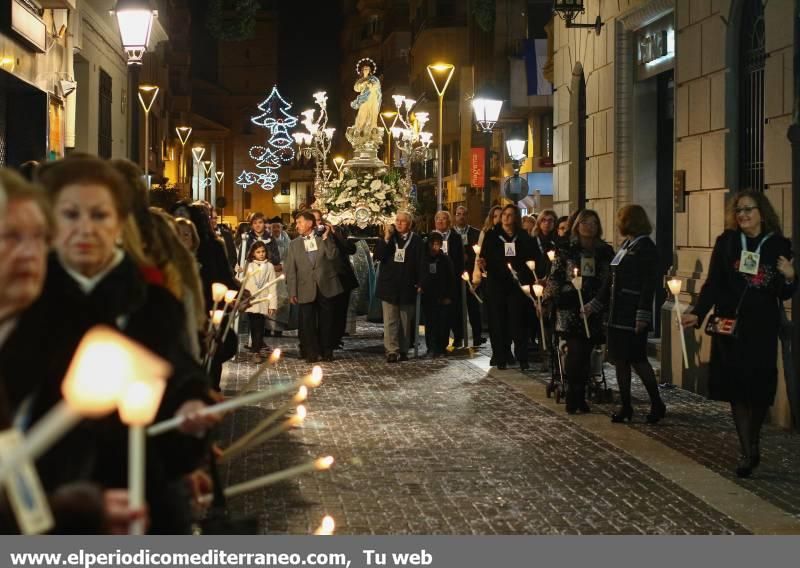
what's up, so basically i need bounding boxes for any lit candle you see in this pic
[118,376,167,535]
[241,348,282,392]
[0,327,171,484]
[572,269,590,339]
[472,244,481,255]
[200,456,334,503]
[668,278,689,369]
[219,405,307,463]
[314,515,335,536]
[221,386,307,459]
[219,269,256,341]
[461,272,483,304]
[223,290,238,305]
[252,274,286,299]
[532,284,547,351]
[148,366,321,436]
[211,310,224,327]
[211,283,228,304]
[547,250,556,262]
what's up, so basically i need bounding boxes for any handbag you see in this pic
[704,286,747,338]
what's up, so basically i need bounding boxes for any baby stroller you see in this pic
[546,334,613,404]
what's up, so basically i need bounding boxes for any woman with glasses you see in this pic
[593,205,665,424]
[681,191,796,478]
[545,210,614,413]
[530,210,558,365]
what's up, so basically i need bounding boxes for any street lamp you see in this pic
[202,160,214,202]
[175,126,192,186]
[505,138,526,163]
[137,84,159,188]
[552,0,604,35]
[113,0,157,167]
[472,92,504,216]
[191,146,205,200]
[427,63,455,211]
[380,110,398,167]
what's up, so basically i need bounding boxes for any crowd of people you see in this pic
[0,152,794,534]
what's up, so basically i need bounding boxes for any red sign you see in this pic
[471,147,485,188]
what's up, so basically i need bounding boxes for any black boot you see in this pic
[646,401,667,424]
[611,406,633,423]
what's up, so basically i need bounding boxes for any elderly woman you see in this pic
[545,209,614,414]
[682,191,796,478]
[593,205,664,424]
[5,156,214,533]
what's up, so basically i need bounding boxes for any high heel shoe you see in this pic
[735,455,754,478]
[646,401,667,424]
[611,406,633,423]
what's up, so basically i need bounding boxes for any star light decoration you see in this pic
[236,85,298,191]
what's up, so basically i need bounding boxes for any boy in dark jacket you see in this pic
[419,233,455,357]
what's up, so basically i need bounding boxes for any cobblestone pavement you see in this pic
[216,320,750,535]
[505,346,800,520]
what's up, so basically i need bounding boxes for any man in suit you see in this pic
[453,205,484,346]
[310,209,358,348]
[374,211,422,362]
[284,211,343,362]
[433,210,465,349]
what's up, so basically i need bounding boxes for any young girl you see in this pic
[244,242,278,363]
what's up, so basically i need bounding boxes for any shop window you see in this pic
[98,69,112,159]
[739,0,765,192]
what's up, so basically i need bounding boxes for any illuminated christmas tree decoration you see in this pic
[236,85,298,191]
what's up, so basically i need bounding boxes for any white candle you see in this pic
[224,290,238,304]
[532,283,547,350]
[128,426,145,535]
[572,270,590,339]
[314,515,335,536]
[211,283,228,303]
[251,274,286,299]
[241,348,282,392]
[547,250,556,262]
[149,366,321,436]
[668,278,689,369]
[461,272,484,304]
[219,406,306,463]
[472,244,481,255]
[200,457,334,503]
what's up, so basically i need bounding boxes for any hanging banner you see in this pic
[471,148,485,188]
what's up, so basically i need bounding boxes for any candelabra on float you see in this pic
[293,91,336,201]
[389,95,433,191]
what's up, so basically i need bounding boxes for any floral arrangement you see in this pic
[323,170,412,228]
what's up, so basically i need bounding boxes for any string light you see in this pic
[236,85,298,191]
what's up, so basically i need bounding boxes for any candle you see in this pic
[532,284,547,351]
[526,260,536,273]
[251,274,286,300]
[219,405,307,463]
[211,283,228,303]
[224,290,238,304]
[314,515,335,536]
[200,457,334,503]
[211,310,224,327]
[221,387,307,460]
[571,270,590,339]
[547,250,556,262]
[668,278,689,369]
[461,272,484,304]
[149,367,321,436]
[220,269,255,342]
[472,244,481,255]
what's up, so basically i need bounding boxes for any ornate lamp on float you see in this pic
[389,95,433,197]
[293,91,335,200]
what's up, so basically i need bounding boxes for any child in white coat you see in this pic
[244,241,278,362]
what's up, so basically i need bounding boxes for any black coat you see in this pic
[374,232,423,305]
[532,232,557,280]
[480,224,537,295]
[0,254,211,533]
[216,225,238,270]
[419,251,455,303]
[453,225,481,275]
[331,226,359,292]
[198,238,238,311]
[595,236,659,331]
[692,229,797,404]
[436,230,466,282]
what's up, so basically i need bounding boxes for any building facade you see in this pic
[551,0,796,426]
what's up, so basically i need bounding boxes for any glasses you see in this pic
[735,206,759,215]
[0,231,48,250]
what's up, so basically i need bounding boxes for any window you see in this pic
[739,0,765,192]
[98,69,112,159]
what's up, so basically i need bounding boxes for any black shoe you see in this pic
[519,361,530,371]
[566,406,577,415]
[475,337,487,346]
[611,406,633,423]
[736,456,754,478]
[264,330,272,337]
[646,401,667,424]
[399,354,409,362]
[497,363,507,370]
[506,352,516,364]
[579,401,591,414]
[322,353,334,362]
[489,356,496,365]
[387,353,399,363]
[307,355,321,363]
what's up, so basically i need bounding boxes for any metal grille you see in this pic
[98,69,112,159]
[739,0,765,192]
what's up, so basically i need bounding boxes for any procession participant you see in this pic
[453,206,483,346]
[432,210,465,350]
[418,233,455,358]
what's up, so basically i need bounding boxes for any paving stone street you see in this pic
[216,320,800,535]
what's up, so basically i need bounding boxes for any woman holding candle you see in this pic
[7,156,216,533]
[591,205,664,424]
[544,209,614,413]
[243,241,278,363]
[480,205,537,370]
[681,191,796,477]
[531,210,558,363]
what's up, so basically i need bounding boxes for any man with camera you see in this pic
[374,211,421,362]
[284,210,343,362]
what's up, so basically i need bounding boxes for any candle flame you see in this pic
[315,456,335,470]
[314,515,335,535]
[526,260,536,272]
[294,386,308,402]
[211,283,228,303]
[533,283,544,297]
[573,268,579,277]
[211,310,225,326]
[667,278,682,296]
[472,245,481,254]
[223,290,238,304]
[269,349,281,364]
[547,250,556,261]
[521,285,531,295]
[296,405,307,420]
[306,366,323,387]
[461,272,469,282]
[278,274,286,281]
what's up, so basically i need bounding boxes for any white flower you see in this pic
[369,202,380,212]
[370,179,382,190]
[346,179,358,188]
[375,191,386,200]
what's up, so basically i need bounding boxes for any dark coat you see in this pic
[419,250,455,304]
[437,230,466,283]
[595,236,659,331]
[197,238,238,311]
[545,239,615,342]
[216,225,238,270]
[374,232,423,305]
[692,229,797,404]
[480,224,537,295]
[330,226,359,292]
[532,232,557,280]
[0,254,211,534]
[453,225,481,275]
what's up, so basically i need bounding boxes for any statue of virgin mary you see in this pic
[350,58,382,137]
